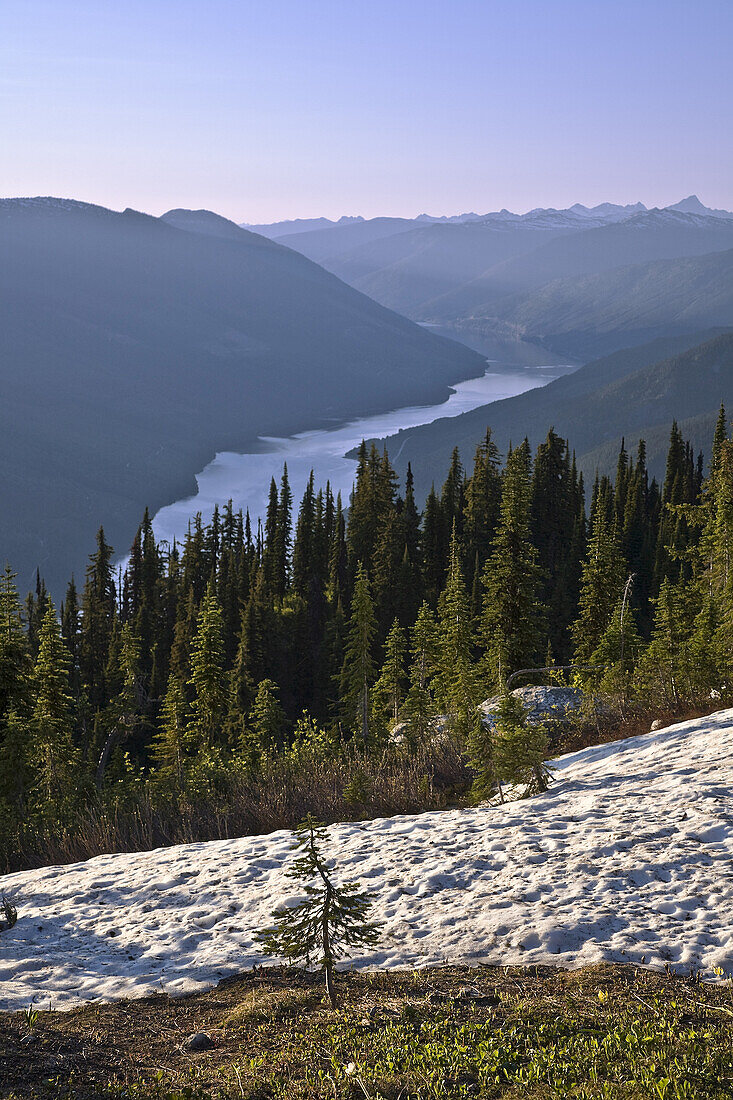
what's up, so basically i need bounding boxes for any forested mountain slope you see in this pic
[0,198,482,594]
[423,211,733,330]
[466,244,733,359]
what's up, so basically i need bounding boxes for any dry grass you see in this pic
[5,697,725,875]
[221,988,317,1029]
[6,738,470,873]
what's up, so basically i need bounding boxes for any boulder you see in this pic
[480,685,583,730]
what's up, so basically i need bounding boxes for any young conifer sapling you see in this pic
[255,815,381,1007]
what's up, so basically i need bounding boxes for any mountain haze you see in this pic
[474,244,733,359]
[267,200,733,359]
[0,198,483,594]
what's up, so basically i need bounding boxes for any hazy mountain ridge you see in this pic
[264,200,733,341]
[467,245,733,359]
[370,331,733,499]
[0,198,483,594]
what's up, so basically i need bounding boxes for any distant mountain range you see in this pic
[0,198,483,594]
[251,198,733,357]
[369,330,733,500]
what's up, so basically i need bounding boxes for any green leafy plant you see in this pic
[255,815,382,1007]
[0,894,17,930]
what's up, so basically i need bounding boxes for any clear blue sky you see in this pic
[2,0,732,222]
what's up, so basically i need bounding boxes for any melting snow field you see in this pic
[1,711,732,1012]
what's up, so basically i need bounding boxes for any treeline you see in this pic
[1,411,732,869]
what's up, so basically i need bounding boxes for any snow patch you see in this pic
[1,710,732,1011]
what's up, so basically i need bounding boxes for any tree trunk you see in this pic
[361,680,369,747]
[95,724,122,791]
[322,882,337,1007]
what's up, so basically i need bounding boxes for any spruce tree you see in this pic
[247,678,286,755]
[491,690,551,797]
[401,601,440,743]
[571,506,625,666]
[80,527,116,715]
[256,816,381,1007]
[152,673,189,786]
[372,619,408,736]
[0,566,31,721]
[530,430,579,658]
[481,443,544,688]
[464,428,502,584]
[435,525,478,738]
[634,579,692,707]
[31,602,82,819]
[188,587,227,752]
[588,596,643,702]
[339,564,376,744]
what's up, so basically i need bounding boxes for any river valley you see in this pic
[149,347,575,549]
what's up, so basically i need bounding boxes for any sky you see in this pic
[2,0,732,223]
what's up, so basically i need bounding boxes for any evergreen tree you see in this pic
[372,619,408,735]
[272,464,293,600]
[421,486,447,606]
[31,602,82,818]
[0,566,31,721]
[481,443,545,688]
[441,447,465,541]
[634,579,693,707]
[463,428,502,583]
[401,601,440,743]
[435,526,478,738]
[188,588,227,752]
[80,527,116,715]
[247,678,286,756]
[339,564,376,743]
[588,595,643,702]
[256,816,381,1007]
[572,505,626,665]
[152,673,189,786]
[530,430,580,658]
[491,691,551,797]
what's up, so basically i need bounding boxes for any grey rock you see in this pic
[183,1032,214,1052]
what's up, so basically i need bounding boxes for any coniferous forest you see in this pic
[2,411,732,873]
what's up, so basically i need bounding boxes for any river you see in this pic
[149,354,575,549]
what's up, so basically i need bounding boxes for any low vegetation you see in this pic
[1,964,732,1098]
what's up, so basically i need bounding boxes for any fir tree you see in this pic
[571,506,625,665]
[481,443,544,688]
[339,564,376,743]
[0,566,31,721]
[491,690,551,797]
[188,587,227,752]
[80,527,116,714]
[634,579,693,707]
[31,602,81,818]
[255,816,381,1007]
[435,525,478,738]
[372,619,408,736]
[152,673,189,786]
[247,678,286,755]
[401,601,440,743]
